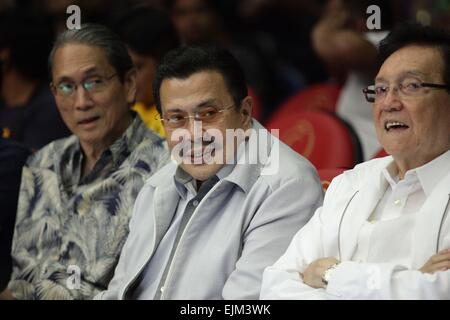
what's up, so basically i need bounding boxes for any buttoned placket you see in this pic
[154,175,220,299]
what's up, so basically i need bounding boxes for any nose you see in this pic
[187,117,204,141]
[381,86,403,112]
[73,85,94,110]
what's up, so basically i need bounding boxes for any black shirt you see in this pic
[0,138,30,290]
[0,85,70,151]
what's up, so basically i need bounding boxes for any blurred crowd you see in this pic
[2,0,449,136]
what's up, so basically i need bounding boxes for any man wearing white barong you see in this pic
[260,23,450,300]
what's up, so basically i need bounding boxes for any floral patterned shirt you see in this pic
[8,115,168,299]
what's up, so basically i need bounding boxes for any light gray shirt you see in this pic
[97,120,323,300]
[132,165,234,299]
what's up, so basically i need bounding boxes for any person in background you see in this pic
[166,0,277,121]
[0,24,168,300]
[113,5,180,137]
[261,23,450,300]
[312,0,394,160]
[0,138,30,292]
[0,8,70,151]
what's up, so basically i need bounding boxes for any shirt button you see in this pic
[369,219,377,224]
[160,286,164,293]
[192,200,199,206]
[394,199,402,206]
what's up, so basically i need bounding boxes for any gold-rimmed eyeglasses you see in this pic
[156,104,236,129]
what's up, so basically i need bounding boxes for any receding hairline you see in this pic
[48,23,134,84]
[377,45,446,81]
[49,42,113,78]
[50,41,109,64]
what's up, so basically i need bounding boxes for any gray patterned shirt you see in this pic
[8,115,168,299]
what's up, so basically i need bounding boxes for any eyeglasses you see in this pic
[50,73,118,99]
[363,80,450,103]
[157,104,235,129]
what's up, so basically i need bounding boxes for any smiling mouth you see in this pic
[186,147,215,158]
[181,145,219,165]
[384,121,409,131]
[78,116,100,125]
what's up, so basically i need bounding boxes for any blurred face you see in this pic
[51,43,136,152]
[160,70,252,181]
[171,0,218,44]
[128,48,157,106]
[373,45,450,166]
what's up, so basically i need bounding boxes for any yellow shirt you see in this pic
[132,102,166,138]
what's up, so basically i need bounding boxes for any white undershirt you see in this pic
[352,150,450,267]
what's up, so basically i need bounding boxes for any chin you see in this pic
[383,143,411,158]
[181,163,223,182]
[77,134,100,145]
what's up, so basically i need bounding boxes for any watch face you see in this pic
[324,268,332,281]
[323,262,339,284]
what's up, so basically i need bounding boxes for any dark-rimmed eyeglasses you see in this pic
[363,81,450,103]
[50,73,118,99]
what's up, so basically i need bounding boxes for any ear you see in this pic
[49,83,57,97]
[124,68,137,105]
[239,95,253,129]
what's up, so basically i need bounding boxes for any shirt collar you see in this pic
[223,120,269,193]
[173,166,196,199]
[173,163,236,199]
[381,149,450,197]
[415,149,450,197]
[381,160,400,190]
[71,112,146,182]
[106,113,145,167]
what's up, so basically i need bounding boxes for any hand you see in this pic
[420,249,450,274]
[0,288,15,300]
[301,257,339,289]
[323,0,345,16]
[321,0,351,29]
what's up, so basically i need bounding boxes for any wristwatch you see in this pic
[322,262,340,285]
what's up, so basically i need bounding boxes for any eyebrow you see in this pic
[165,98,220,113]
[55,67,103,83]
[375,70,427,83]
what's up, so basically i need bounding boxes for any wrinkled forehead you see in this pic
[377,45,445,82]
[52,43,113,80]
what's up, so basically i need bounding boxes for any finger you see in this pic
[426,261,450,273]
[437,248,450,254]
[430,252,450,264]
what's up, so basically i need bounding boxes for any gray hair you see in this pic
[48,23,134,82]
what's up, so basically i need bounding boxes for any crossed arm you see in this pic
[260,174,450,300]
[302,249,450,290]
[261,209,450,300]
